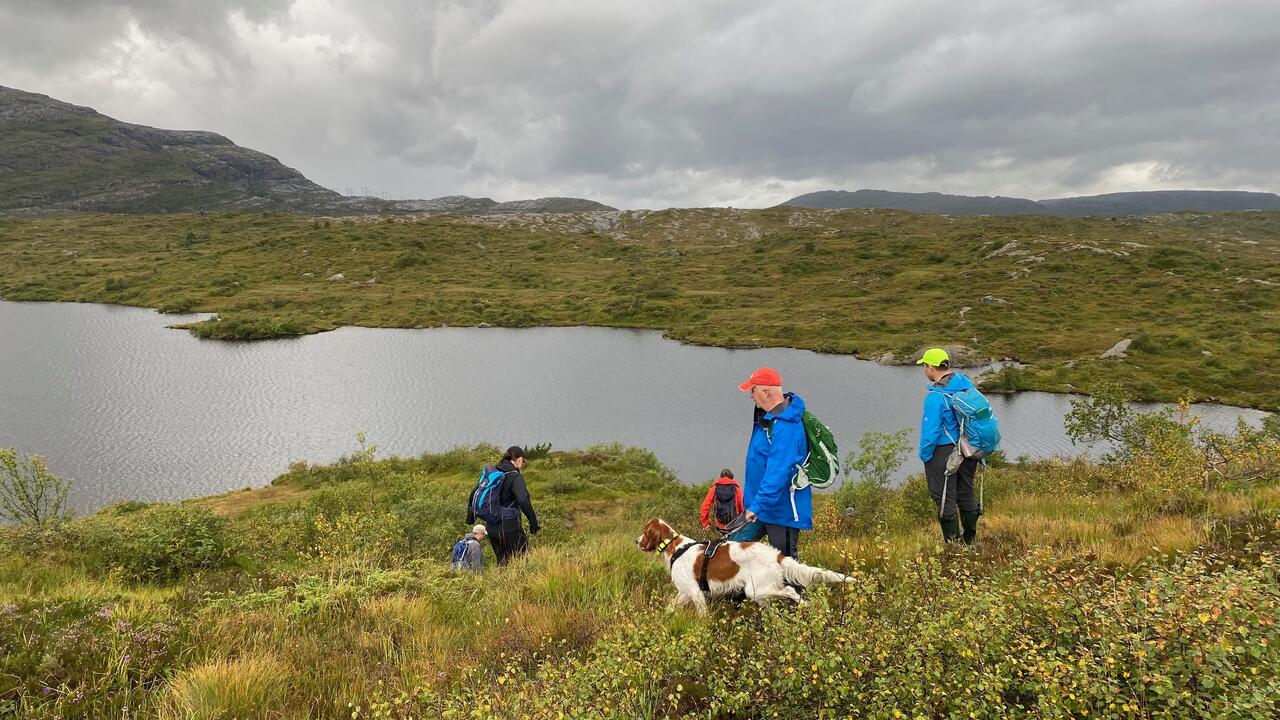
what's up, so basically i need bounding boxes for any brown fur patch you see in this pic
[692,544,741,583]
[638,518,675,553]
[776,552,785,564]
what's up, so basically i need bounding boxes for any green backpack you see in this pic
[794,411,840,490]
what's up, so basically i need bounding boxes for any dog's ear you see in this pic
[638,518,661,551]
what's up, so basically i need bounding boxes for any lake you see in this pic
[0,300,1270,513]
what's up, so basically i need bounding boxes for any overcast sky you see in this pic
[2,0,1278,208]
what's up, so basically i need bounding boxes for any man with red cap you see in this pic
[730,367,812,558]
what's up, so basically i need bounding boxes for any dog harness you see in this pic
[662,536,730,593]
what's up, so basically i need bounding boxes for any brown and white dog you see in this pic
[636,517,853,614]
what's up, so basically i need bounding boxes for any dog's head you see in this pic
[636,517,674,552]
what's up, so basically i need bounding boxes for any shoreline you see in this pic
[4,295,1271,414]
[3,210,1277,411]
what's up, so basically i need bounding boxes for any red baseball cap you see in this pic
[738,367,782,391]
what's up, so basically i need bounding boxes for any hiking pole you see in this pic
[979,460,986,513]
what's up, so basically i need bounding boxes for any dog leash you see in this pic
[718,511,751,537]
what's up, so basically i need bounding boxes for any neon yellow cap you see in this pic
[916,348,950,367]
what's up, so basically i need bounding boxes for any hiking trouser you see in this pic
[924,444,981,519]
[726,521,800,559]
[487,524,529,566]
[765,524,800,559]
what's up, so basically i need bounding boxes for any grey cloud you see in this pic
[1,0,1278,207]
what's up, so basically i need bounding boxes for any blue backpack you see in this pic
[450,537,470,568]
[935,386,1002,458]
[470,466,513,524]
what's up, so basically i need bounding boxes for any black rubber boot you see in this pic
[939,514,961,543]
[960,510,981,546]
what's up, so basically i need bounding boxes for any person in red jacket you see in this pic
[700,469,744,533]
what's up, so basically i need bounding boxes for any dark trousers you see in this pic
[727,521,800,559]
[486,524,529,566]
[766,523,800,559]
[924,444,980,518]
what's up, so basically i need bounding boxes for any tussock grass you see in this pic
[160,653,290,720]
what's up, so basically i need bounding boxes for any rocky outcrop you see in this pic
[907,344,989,368]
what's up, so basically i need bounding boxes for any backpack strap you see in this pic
[927,386,961,445]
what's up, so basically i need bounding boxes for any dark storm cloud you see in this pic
[1,0,1277,207]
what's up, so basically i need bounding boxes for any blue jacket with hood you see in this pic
[918,372,976,462]
[743,392,813,529]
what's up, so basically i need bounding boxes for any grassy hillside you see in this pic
[1,209,1279,408]
[3,411,1280,718]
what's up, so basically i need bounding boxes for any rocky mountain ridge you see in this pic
[0,86,613,216]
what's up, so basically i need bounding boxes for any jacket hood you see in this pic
[496,459,519,472]
[925,372,973,393]
[766,392,806,421]
[714,476,739,486]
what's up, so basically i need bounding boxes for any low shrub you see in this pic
[361,548,1280,719]
[79,504,239,582]
[0,598,192,718]
[156,295,199,314]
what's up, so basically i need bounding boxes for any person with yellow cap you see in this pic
[917,348,981,544]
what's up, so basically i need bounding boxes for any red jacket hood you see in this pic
[714,477,738,486]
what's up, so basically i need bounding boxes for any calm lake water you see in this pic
[0,300,1270,513]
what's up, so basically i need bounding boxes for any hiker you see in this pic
[466,445,540,565]
[700,468,744,533]
[917,348,982,544]
[451,525,487,573]
[729,367,812,558]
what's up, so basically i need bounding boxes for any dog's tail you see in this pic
[780,557,854,587]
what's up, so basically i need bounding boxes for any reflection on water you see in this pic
[0,300,1269,513]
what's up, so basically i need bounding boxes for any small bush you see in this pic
[156,296,199,314]
[0,449,70,528]
[392,250,428,269]
[80,504,238,582]
[833,429,911,532]
[982,364,1032,392]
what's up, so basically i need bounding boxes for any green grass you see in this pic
[3,429,1280,718]
[1,209,1277,408]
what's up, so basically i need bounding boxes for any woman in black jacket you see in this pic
[466,446,539,565]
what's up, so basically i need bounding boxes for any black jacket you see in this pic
[466,459,539,534]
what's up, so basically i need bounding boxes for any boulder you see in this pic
[908,344,987,368]
[327,273,344,282]
[1100,339,1132,359]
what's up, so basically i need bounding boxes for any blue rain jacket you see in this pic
[743,392,813,529]
[918,372,976,462]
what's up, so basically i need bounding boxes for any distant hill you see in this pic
[384,196,615,214]
[0,85,355,215]
[0,86,614,216]
[779,189,1045,216]
[1038,190,1280,217]
[779,188,1280,217]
